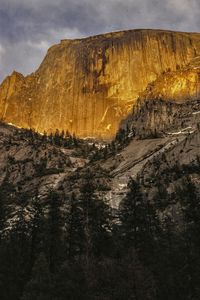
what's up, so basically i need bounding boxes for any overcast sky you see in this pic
[0,0,199,82]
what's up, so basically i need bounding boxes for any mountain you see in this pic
[1,95,200,300]
[1,29,200,138]
[2,28,200,300]
[2,28,200,233]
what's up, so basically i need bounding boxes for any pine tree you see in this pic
[0,189,6,241]
[0,204,32,300]
[65,168,112,262]
[29,197,47,266]
[21,253,53,300]
[54,129,61,146]
[53,260,86,300]
[47,190,64,272]
[179,177,200,299]
[65,192,85,259]
[154,184,169,210]
[119,179,160,261]
[155,213,185,300]
[85,250,156,300]
[79,168,112,261]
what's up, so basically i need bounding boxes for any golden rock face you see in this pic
[140,59,200,102]
[1,29,200,138]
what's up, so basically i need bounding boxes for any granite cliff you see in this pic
[1,29,200,138]
[139,56,200,102]
[116,52,200,138]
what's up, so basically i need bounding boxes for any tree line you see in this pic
[0,168,200,299]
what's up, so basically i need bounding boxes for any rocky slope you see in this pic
[1,29,200,138]
[1,90,200,227]
[0,122,111,231]
[102,126,200,208]
[0,123,86,199]
[100,57,200,207]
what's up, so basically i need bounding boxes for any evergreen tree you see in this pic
[21,253,53,300]
[119,179,160,262]
[79,168,112,261]
[29,197,47,266]
[0,204,32,300]
[0,190,6,241]
[54,129,61,146]
[85,250,156,300]
[155,214,185,300]
[65,168,112,262]
[47,190,64,272]
[53,260,86,300]
[154,184,169,210]
[65,192,85,259]
[179,177,200,299]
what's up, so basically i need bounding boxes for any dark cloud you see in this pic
[0,0,200,82]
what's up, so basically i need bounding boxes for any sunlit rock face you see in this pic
[121,56,200,139]
[140,58,200,102]
[1,29,200,138]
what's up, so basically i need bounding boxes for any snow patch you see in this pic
[118,183,127,189]
[106,124,112,131]
[7,122,22,129]
[192,111,200,115]
[167,127,194,135]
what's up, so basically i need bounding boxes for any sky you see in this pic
[0,0,199,82]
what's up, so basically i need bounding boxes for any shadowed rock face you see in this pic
[1,29,200,138]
